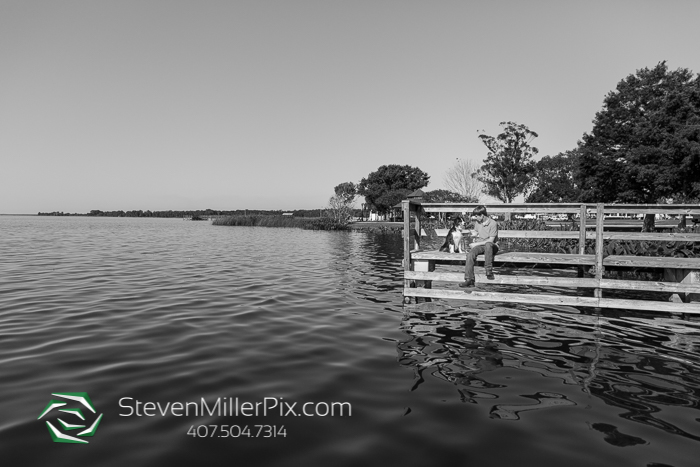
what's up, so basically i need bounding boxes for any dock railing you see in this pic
[402,202,700,314]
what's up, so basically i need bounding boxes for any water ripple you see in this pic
[2,216,700,466]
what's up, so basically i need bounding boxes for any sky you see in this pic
[2,0,700,214]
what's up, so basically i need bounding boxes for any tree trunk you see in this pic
[642,214,655,232]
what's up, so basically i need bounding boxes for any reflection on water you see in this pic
[399,304,700,464]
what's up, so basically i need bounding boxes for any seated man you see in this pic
[459,205,498,288]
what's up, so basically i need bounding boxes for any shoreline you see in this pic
[348,221,404,232]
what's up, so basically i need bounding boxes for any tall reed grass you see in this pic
[212,215,349,231]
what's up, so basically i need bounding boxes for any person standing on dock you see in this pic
[460,205,498,289]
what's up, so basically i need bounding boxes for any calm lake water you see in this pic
[2,215,700,466]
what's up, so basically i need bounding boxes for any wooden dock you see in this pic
[402,202,700,314]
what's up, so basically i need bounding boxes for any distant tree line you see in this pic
[38,209,339,218]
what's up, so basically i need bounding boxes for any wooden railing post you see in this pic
[577,204,588,278]
[578,204,587,254]
[413,205,421,250]
[403,201,410,269]
[403,201,412,300]
[594,203,604,302]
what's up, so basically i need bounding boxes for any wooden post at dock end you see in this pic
[577,204,587,278]
[403,200,410,280]
[594,203,604,302]
[578,204,587,254]
[412,205,431,302]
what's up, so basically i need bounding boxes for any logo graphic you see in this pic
[37,392,104,444]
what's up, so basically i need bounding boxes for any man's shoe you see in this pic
[459,280,475,288]
[486,272,495,280]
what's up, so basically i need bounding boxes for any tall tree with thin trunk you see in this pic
[443,158,483,203]
[476,122,538,203]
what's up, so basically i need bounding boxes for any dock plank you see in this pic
[412,251,596,265]
[412,250,700,270]
[405,271,599,287]
[403,288,599,307]
[405,271,700,294]
[597,298,700,313]
[603,255,700,269]
[404,288,700,313]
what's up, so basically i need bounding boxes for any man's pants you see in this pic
[465,243,499,281]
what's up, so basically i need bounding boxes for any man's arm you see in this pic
[469,236,496,248]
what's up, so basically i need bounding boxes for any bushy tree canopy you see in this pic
[334,182,357,204]
[423,189,474,203]
[476,122,538,203]
[577,62,700,203]
[526,150,581,203]
[357,164,429,214]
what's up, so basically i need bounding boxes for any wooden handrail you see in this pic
[414,202,700,215]
[496,230,700,241]
[414,202,699,243]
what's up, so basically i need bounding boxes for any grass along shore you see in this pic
[211,216,409,233]
[212,215,348,230]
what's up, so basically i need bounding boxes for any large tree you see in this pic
[326,182,358,225]
[334,182,357,204]
[526,150,581,203]
[578,62,700,205]
[476,122,538,203]
[443,158,483,202]
[326,195,354,224]
[357,164,429,214]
